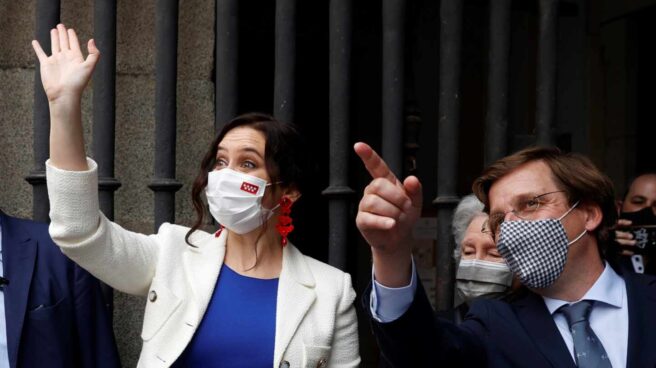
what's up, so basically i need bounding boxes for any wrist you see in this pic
[48,92,83,108]
[372,247,413,288]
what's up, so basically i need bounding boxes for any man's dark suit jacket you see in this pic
[0,212,120,368]
[364,267,656,367]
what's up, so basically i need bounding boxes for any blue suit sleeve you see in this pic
[72,265,121,368]
[363,277,488,367]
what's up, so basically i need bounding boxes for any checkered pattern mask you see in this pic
[496,202,586,289]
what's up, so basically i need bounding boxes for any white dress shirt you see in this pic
[542,263,628,368]
[371,261,629,367]
[0,226,10,367]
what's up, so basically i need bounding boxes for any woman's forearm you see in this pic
[49,96,88,171]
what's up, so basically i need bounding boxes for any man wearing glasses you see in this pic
[354,143,656,367]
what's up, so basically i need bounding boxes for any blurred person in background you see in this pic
[451,195,517,322]
[613,173,656,274]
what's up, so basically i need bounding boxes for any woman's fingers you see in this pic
[32,40,47,63]
[57,24,70,52]
[84,39,100,67]
[50,28,60,54]
[67,28,82,55]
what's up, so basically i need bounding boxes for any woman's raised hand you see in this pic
[32,24,99,103]
[32,24,96,171]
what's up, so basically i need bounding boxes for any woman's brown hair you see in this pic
[185,112,309,246]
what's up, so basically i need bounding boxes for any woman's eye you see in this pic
[214,159,227,168]
[242,161,256,169]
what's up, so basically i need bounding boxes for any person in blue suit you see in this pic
[354,144,656,367]
[0,210,120,368]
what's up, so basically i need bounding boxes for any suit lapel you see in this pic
[625,273,656,367]
[0,213,37,368]
[513,292,576,368]
[273,243,316,367]
[182,228,225,324]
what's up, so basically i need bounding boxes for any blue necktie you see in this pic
[559,300,612,368]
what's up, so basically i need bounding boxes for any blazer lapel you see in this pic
[513,292,576,368]
[182,228,225,324]
[0,213,37,368]
[273,243,316,367]
[625,273,656,367]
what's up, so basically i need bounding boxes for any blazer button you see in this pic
[149,290,157,302]
[317,358,327,368]
[279,361,290,368]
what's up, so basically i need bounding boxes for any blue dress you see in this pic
[174,264,279,367]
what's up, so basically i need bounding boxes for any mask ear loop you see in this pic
[557,200,580,221]
[557,200,587,245]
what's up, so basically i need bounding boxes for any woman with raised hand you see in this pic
[33,24,359,368]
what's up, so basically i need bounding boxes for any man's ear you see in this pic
[582,202,603,233]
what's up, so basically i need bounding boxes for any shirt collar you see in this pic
[542,262,626,315]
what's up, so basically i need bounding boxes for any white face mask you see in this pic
[205,168,279,234]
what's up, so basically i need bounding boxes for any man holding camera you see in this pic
[355,144,656,367]
[614,173,656,274]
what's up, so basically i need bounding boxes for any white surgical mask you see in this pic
[205,168,279,234]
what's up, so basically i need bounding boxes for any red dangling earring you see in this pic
[276,196,294,246]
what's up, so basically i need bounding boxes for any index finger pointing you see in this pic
[354,142,398,183]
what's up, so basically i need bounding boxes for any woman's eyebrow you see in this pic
[215,146,264,159]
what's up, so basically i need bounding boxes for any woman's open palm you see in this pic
[32,24,99,103]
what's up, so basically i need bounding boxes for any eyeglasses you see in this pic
[485,190,567,240]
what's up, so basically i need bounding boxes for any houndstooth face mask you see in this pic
[496,201,586,289]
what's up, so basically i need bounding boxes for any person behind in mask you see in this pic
[451,195,516,321]
[355,143,656,367]
[33,24,360,367]
[613,173,656,274]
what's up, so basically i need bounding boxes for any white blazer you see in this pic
[46,159,361,368]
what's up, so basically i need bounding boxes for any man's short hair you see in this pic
[472,146,617,253]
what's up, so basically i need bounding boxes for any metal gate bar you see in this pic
[382,0,406,177]
[215,0,239,132]
[323,0,354,270]
[434,0,463,311]
[536,0,558,146]
[274,0,296,124]
[485,0,512,165]
[27,0,60,222]
[149,0,183,232]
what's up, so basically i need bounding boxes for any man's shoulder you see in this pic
[623,270,656,295]
[2,214,53,244]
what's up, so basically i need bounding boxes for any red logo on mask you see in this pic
[240,182,259,194]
